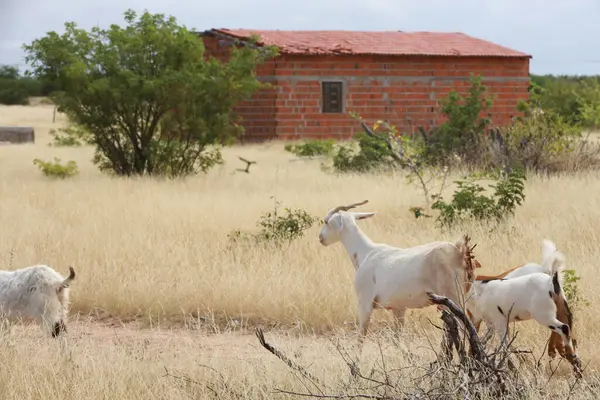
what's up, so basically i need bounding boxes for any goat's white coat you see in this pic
[318,203,474,337]
[467,240,574,351]
[468,239,558,318]
[0,264,75,337]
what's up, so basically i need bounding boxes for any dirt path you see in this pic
[37,319,351,364]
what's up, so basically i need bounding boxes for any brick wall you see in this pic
[270,55,530,140]
[200,34,530,142]
[202,34,279,140]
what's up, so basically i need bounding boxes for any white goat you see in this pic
[466,244,582,376]
[318,200,478,339]
[467,239,576,359]
[0,264,76,338]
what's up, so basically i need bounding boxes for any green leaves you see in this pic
[424,74,493,165]
[0,65,42,105]
[33,158,79,179]
[228,197,319,247]
[284,140,336,158]
[431,168,527,229]
[23,9,277,177]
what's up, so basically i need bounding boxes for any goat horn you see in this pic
[324,200,369,221]
[333,199,369,212]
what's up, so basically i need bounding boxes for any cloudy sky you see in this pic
[1,0,599,75]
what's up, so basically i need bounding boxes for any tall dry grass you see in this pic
[0,103,599,398]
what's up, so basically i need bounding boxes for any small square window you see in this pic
[322,81,343,113]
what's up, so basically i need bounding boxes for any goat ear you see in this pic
[354,212,376,220]
[327,213,344,231]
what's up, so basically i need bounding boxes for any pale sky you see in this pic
[1,0,599,75]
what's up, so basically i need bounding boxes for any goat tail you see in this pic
[546,246,567,294]
[56,266,76,292]
[541,239,557,261]
[541,239,562,272]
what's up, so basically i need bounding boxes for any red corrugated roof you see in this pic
[207,29,531,58]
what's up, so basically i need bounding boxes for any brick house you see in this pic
[199,29,532,142]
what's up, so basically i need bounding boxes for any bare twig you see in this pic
[255,328,325,388]
[360,119,449,208]
[236,155,256,173]
[273,389,399,399]
[252,296,553,399]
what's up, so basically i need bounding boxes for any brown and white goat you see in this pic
[466,240,580,375]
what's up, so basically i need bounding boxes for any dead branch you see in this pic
[427,292,487,363]
[360,119,449,208]
[273,389,399,399]
[251,300,579,399]
[440,309,466,363]
[255,328,325,388]
[236,156,256,173]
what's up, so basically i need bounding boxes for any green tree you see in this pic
[0,65,42,105]
[23,9,277,177]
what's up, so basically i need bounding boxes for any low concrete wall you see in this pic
[0,127,35,144]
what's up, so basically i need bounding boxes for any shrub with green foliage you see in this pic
[24,9,278,177]
[488,109,600,173]
[0,65,42,105]
[329,75,497,174]
[331,131,396,173]
[33,157,79,179]
[422,74,493,166]
[562,269,590,311]
[576,78,600,130]
[529,74,600,128]
[228,197,319,246]
[48,124,94,147]
[284,139,335,157]
[430,168,526,229]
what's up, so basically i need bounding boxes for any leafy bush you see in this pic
[422,74,493,166]
[431,168,526,229]
[530,76,581,122]
[48,124,93,147]
[576,78,600,130]
[488,110,600,173]
[0,65,42,105]
[284,139,335,157]
[33,157,79,179]
[308,75,498,176]
[530,74,600,128]
[24,9,278,177]
[329,75,496,174]
[562,269,590,311]
[331,131,396,173]
[228,197,319,246]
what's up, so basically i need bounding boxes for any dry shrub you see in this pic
[487,111,600,174]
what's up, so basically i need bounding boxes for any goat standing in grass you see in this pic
[466,243,582,376]
[0,264,75,339]
[318,200,479,341]
[468,239,576,360]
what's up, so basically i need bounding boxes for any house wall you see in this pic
[201,34,530,142]
[202,34,279,140]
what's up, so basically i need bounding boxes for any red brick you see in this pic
[204,36,530,141]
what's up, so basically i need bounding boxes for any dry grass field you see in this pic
[1,103,600,398]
